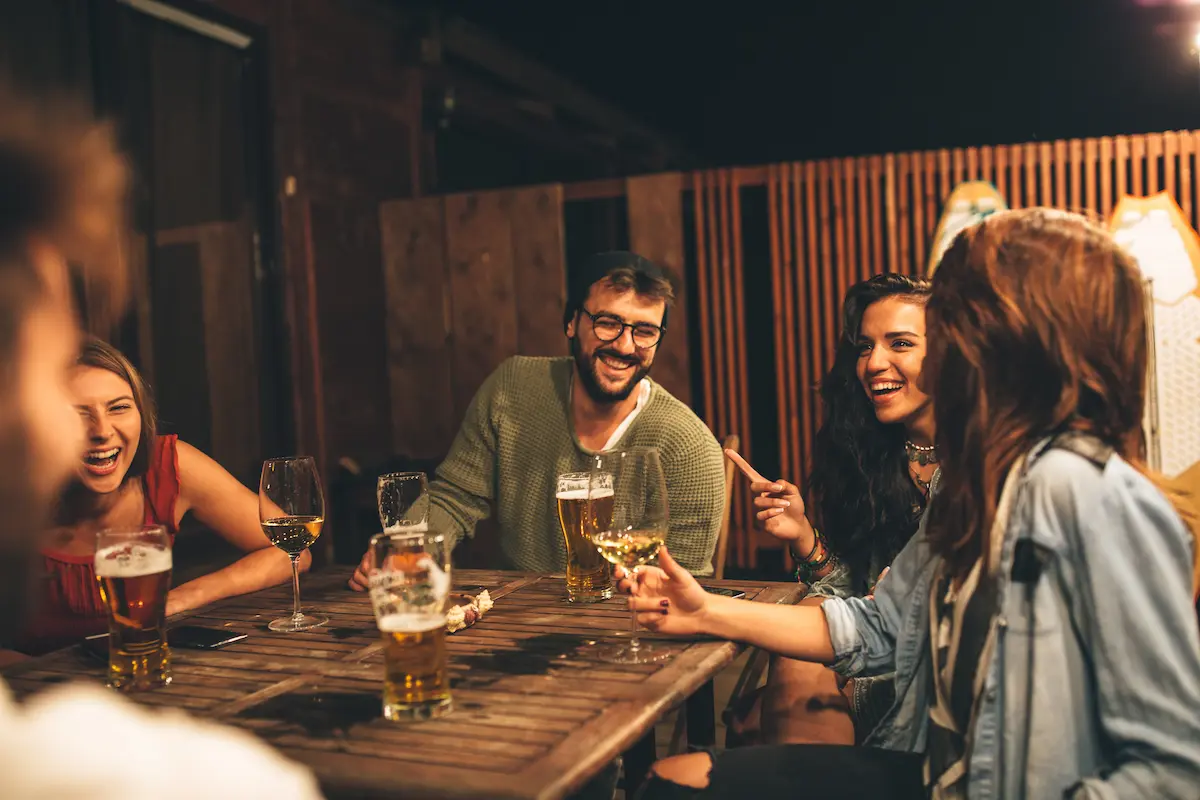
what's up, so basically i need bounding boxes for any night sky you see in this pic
[458,0,1200,165]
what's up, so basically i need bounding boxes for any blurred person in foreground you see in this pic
[623,210,1200,799]
[0,82,320,799]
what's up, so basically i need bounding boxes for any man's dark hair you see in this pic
[562,251,675,332]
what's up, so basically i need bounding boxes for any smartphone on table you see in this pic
[702,586,746,600]
[81,625,247,661]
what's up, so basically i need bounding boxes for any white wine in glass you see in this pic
[260,456,327,632]
[588,447,670,664]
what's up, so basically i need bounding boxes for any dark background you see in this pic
[458,0,1200,165]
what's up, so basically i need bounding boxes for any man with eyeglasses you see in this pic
[350,251,724,586]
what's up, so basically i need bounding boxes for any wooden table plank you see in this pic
[2,568,803,799]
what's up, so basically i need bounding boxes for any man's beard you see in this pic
[571,336,651,404]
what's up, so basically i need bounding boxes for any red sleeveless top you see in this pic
[18,435,181,653]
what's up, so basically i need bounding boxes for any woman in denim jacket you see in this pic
[625,209,1200,799]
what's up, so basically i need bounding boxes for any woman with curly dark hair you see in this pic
[728,273,936,746]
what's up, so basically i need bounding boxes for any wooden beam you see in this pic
[427,68,601,161]
[439,16,691,160]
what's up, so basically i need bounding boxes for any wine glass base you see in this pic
[269,613,328,632]
[595,641,670,664]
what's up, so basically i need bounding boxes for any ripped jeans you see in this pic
[635,744,924,800]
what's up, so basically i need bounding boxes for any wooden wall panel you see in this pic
[197,221,261,484]
[444,192,518,420]
[308,199,392,467]
[155,222,261,484]
[379,196,456,460]
[509,184,568,359]
[896,154,911,275]
[1182,134,1194,221]
[693,173,717,441]
[767,167,790,487]
[884,154,898,274]
[790,165,811,488]
[1146,134,1162,195]
[626,173,691,405]
[693,170,755,564]
[1085,138,1098,213]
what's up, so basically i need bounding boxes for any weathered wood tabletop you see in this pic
[1,567,803,799]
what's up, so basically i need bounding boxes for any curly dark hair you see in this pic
[806,273,932,590]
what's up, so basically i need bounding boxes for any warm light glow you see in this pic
[1195,28,1200,49]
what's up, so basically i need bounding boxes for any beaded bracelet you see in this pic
[795,555,839,583]
[792,528,836,582]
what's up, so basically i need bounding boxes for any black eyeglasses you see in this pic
[579,308,665,348]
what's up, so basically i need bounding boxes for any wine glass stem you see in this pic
[628,566,641,652]
[290,556,302,620]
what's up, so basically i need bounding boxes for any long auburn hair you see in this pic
[924,208,1199,589]
[807,273,932,589]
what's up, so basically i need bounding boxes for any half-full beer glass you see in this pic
[556,471,613,602]
[367,529,452,721]
[95,526,173,690]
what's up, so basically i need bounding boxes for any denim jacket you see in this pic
[821,443,1200,799]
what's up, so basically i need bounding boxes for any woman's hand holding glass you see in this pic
[613,546,714,637]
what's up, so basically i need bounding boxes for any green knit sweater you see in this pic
[429,356,725,575]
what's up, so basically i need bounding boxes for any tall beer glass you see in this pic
[367,529,452,721]
[556,471,613,602]
[95,526,173,690]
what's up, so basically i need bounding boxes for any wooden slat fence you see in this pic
[688,130,1200,569]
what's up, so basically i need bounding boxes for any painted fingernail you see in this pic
[660,599,670,608]
[660,608,670,615]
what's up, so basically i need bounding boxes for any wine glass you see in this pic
[260,456,327,632]
[378,472,429,533]
[587,446,670,664]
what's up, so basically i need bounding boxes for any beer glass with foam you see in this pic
[555,472,613,602]
[94,525,173,690]
[367,529,452,721]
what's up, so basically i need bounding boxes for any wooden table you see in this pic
[1,568,802,799]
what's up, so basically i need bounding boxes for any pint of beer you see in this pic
[556,472,614,602]
[368,529,452,721]
[94,526,173,691]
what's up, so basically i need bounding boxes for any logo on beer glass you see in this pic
[367,530,453,721]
